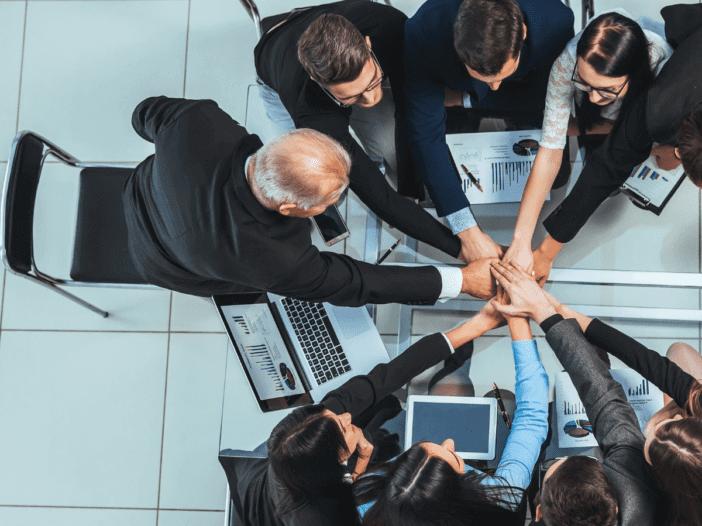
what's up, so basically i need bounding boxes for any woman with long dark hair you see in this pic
[354,305,549,525]
[503,9,673,280]
[221,301,506,526]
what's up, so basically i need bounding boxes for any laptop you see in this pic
[213,293,389,412]
[405,395,498,460]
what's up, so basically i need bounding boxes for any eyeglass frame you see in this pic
[571,63,629,101]
[318,48,385,108]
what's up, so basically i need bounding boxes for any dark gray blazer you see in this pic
[545,319,666,526]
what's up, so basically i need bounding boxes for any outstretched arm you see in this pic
[322,301,507,418]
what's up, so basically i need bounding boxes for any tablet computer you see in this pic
[405,395,497,460]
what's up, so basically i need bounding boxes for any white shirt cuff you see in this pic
[462,92,472,109]
[441,333,456,354]
[445,206,478,235]
[436,266,463,302]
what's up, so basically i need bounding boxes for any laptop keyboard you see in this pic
[280,297,351,385]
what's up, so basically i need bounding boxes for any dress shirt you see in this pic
[403,0,574,221]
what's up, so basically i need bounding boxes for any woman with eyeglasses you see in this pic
[503,9,673,281]
[353,290,549,526]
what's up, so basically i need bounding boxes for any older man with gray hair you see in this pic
[124,96,494,306]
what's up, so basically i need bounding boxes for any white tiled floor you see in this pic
[1,1,701,525]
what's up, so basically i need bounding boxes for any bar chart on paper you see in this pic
[623,158,686,208]
[447,130,545,204]
[245,344,284,393]
[610,369,664,434]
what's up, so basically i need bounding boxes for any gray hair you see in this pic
[250,129,351,210]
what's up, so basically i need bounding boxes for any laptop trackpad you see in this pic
[330,306,371,340]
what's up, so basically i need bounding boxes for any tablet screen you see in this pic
[411,401,492,454]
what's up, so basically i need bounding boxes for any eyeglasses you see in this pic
[319,48,385,108]
[571,64,629,101]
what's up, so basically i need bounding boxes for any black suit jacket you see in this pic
[220,333,452,526]
[544,3,702,243]
[545,319,666,526]
[123,97,442,306]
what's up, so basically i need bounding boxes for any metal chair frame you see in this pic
[0,131,159,318]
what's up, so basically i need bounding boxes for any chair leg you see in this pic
[21,273,109,318]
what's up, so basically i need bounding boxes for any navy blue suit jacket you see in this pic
[404,0,574,217]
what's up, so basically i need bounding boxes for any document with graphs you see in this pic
[556,369,664,447]
[446,130,546,204]
[620,155,686,215]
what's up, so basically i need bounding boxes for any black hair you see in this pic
[267,404,355,521]
[540,456,618,526]
[354,442,523,525]
[575,12,655,134]
[453,0,524,76]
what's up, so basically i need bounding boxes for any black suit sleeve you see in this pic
[543,91,653,243]
[584,318,697,410]
[266,234,445,308]
[545,319,644,453]
[321,333,451,417]
[294,110,461,259]
[132,96,214,144]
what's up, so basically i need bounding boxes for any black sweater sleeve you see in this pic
[321,333,451,417]
[584,318,697,409]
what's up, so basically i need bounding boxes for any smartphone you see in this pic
[311,204,350,246]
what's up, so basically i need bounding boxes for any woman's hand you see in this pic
[351,433,374,481]
[502,240,534,274]
[489,261,556,323]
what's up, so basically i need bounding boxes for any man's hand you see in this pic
[444,87,464,107]
[651,145,682,171]
[502,240,534,274]
[460,258,498,299]
[457,226,504,263]
[351,433,374,481]
[532,236,563,286]
[489,261,556,323]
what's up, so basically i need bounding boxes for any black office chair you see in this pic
[0,131,157,318]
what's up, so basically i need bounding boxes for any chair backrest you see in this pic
[1,132,46,274]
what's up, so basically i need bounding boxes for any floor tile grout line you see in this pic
[13,0,28,135]
[182,0,191,98]
[0,504,224,512]
[155,293,173,526]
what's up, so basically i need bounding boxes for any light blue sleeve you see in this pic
[445,206,478,235]
[480,340,549,510]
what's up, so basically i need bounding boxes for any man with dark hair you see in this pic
[539,456,618,526]
[123,96,496,305]
[403,0,574,262]
[533,3,702,284]
[254,2,464,262]
[490,261,667,526]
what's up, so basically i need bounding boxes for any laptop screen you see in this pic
[221,303,306,400]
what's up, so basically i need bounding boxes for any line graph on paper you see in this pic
[458,149,482,163]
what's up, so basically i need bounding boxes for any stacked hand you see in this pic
[488,261,557,323]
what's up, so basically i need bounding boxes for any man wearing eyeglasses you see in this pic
[254,1,463,261]
[403,0,574,263]
[533,3,702,285]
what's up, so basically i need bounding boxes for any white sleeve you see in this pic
[539,49,577,151]
[435,266,463,302]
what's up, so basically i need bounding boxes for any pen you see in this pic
[461,164,484,192]
[492,382,512,429]
[377,238,402,264]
